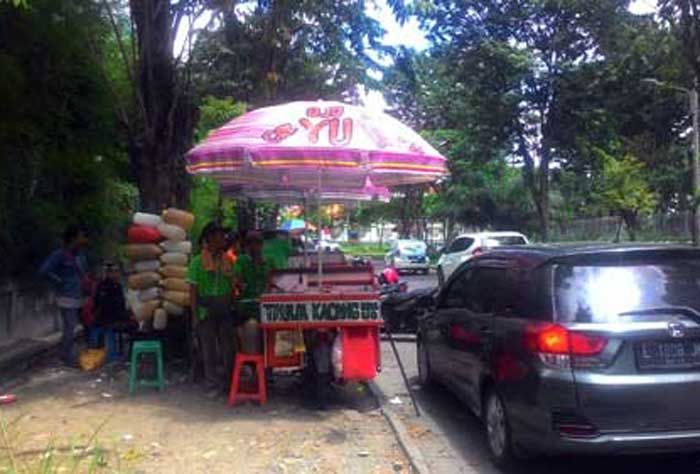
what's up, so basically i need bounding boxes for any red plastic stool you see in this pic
[228,353,267,406]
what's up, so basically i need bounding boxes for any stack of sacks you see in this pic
[124,209,195,330]
[158,208,195,325]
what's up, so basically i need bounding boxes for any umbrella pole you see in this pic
[317,170,323,287]
[303,194,308,270]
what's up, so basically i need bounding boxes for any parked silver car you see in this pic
[418,244,700,465]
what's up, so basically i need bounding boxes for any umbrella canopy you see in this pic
[186,101,447,190]
[221,179,391,205]
[279,219,316,232]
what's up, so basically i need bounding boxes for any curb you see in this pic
[368,380,431,474]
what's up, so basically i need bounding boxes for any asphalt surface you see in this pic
[377,270,700,474]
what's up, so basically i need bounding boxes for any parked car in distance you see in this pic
[385,239,429,274]
[417,244,700,465]
[437,231,528,285]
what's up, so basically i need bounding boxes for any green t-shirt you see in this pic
[263,238,292,270]
[186,255,232,320]
[233,254,274,301]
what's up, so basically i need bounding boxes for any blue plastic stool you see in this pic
[89,327,118,363]
[129,340,164,394]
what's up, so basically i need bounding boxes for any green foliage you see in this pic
[190,96,246,244]
[0,0,134,277]
[195,96,247,142]
[191,1,390,106]
[596,149,658,240]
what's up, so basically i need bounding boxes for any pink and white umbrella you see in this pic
[186,101,447,190]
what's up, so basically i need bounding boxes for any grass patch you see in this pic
[0,413,127,474]
[339,242,390,257]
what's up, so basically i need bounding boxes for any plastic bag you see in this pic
[332,334,343,379]
[138,287,160,302]
[157,223,187,242]
[127,225,162,244]
[153,308,168,330]
[133,212,163,228]
[79,348,106,371]
[133,259,161,273]
[160,240,192,254]
[135,300,160,321]
[160,252,188,266]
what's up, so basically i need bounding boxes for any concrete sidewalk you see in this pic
[373,340,483,474]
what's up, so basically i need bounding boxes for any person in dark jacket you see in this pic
[94,262,127,327]
[38,226,89,366]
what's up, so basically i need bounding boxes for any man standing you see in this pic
[187,222,237,396]
[38,226,89,367]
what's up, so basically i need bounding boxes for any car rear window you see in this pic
[490,236,527,245]
[553,258,700,323]
[448,237,474,253]
[398,241,426,254]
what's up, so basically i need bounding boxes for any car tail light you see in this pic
[526,324,608,369]
[472,247,484,256]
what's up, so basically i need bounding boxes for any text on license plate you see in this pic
[637,341,700,368]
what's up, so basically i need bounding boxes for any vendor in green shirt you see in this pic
[187,222,236,395]
[263,229,293,270]
[233,231,276,319]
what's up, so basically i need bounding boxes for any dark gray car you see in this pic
[417,244,700,465]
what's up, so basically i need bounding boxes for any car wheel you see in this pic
[437,266,445,287]
[484,389,516,467]
[417,337,434,386]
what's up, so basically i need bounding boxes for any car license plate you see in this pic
[637,341,700,369]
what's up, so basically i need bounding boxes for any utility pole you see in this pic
[642,78,700,246]
[690,86,700,246]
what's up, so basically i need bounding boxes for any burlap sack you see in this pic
[125,244,163,261]
[160,265,188,279]
[128,272,160,290]
[163,301,185,316]
[162,208,195,231]
[162,278,190,292]
[163,290,190,307]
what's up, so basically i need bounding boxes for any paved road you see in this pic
[377,271,700,474]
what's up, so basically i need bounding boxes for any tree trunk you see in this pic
[129,0,195,212]
[624,211,638,241]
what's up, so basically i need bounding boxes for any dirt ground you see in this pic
[0,357,408,474]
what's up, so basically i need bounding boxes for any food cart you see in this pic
[186,100,447,388]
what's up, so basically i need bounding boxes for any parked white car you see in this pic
[385,239,430,274]
[316,239,342,252]
[436,231,529,285]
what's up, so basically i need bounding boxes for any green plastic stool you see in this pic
[129,340,164,394]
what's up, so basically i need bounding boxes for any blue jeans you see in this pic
[60,308,79,365]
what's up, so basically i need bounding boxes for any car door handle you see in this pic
[479,326,492,334]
